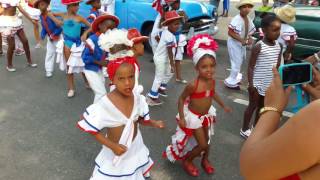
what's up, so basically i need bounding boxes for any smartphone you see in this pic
[278,63,313,86]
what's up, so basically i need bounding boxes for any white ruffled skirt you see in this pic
[164,105,216,162]
[90,131,154,180]
[55,38,85,74]
[0,16,23,36]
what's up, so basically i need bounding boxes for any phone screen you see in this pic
[282,64,311,85]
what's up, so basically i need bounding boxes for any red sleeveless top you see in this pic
[190,78,215,99]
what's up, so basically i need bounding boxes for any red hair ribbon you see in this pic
[107,56,139,81]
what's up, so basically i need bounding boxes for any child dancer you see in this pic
[163,34,231,177]
[274,5,297,63]
[0,0,37,72]
[77,53,164,180]
[54,0,91,98]
[99,28,152,121]
[82,14,119,103]
[86,0,101,24]
[241,15,282,139]
[146,10,182,106]
[25,0,42,48]
[34,0,63,77]
[224,0,255,90]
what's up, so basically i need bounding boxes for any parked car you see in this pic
[51,0,218,47]
[253,6,320,59]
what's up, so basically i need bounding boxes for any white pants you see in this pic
[100,0,115,15]
[148,59,173,98]
[84,69,106,103]
[45,38,58,73]
[225,38,246,87]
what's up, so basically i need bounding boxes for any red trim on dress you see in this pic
[77,123,99,135]
[142,162,154,176]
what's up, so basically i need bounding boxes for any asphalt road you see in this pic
[0,20,260,180]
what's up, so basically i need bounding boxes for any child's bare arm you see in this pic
[228,29,246,45]
[52,12,65,18]
[167,46,175,72]
[79,16,92,41]
[139,118,165,129]
[47,12,63,27]
[248,43,261,90]
[93,132,127,156]
[17,5,35,24]
[177,83,195,127]
[276,44,283,68]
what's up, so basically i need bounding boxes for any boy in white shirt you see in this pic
[224,0,255,90]
[147,10,182,106]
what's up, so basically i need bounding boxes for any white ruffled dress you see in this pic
[77,94,154,180]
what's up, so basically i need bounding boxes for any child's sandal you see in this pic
[201,159,215,174]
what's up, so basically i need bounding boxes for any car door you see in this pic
[115,0,128,29]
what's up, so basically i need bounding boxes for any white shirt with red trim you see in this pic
[153,28,177,61]
[228,14,256,40]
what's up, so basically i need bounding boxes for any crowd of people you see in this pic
[0,0,319,179]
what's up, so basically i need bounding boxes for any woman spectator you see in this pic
[240,67,320,180]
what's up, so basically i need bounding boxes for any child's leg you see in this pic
[148,60,166,99]
[185,128,208,163]
[33,22,41,47]
[16,29,33,64]
[242,88,260,131]
[45,39,57,74]
[161,62,174,87]
[202,126,210,160]
[6,35,15,68]
[225,0,230,16]
[175,60,182,80]
[253,95,265,127]
[81,72,90,88]
[64,46,75,91]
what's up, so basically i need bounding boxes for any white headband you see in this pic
[193,49,216,66]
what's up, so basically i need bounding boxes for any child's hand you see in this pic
[32,20,38,26]
[224,106,232,113]
[81,34,87,42]
[178,118,186,128]
[153,120,165,129]
[247,38,253,45]
[241,39,247,46]
[111,143,127,156]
